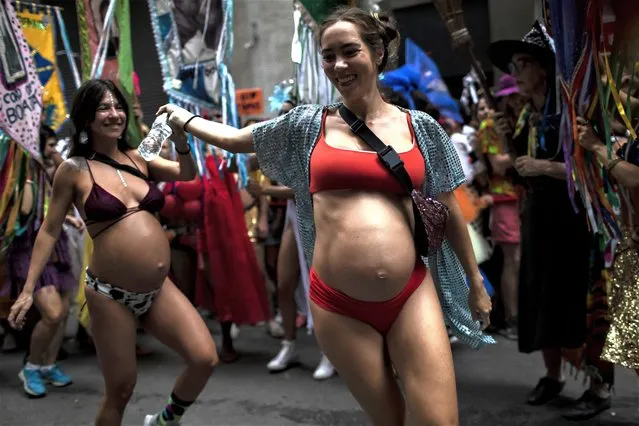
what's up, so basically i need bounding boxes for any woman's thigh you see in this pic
[310,302,404,426]
[386,273,458,426]
[142,278,217,367]
[85,287,138,393]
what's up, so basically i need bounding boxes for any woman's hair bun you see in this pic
[376,12,400,71]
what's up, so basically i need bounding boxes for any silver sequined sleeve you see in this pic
[251,105,317,187]
[421,112,466,195]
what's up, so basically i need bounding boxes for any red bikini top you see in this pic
[310,110,425,194]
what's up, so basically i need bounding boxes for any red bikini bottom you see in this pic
[309,261,427,335]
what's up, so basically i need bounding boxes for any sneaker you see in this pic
[561,390,611,421]
[313,354,336,381]
[41,365,73,387]
[230,323,240,340]
[144,413,180,426]
[267,340,298,372]
[500,326,518,341]
[267,319,285,338]
[19,367,47,398]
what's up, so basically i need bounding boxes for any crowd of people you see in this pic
[0,4,638,426]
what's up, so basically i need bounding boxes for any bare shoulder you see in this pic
[124,148,148,167]
[124,148,152,175]
[59,157,88,174]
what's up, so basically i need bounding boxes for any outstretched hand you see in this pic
[157,104,194,132]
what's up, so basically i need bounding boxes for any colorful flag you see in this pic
[16,7,67,131]
[0,0,43,161]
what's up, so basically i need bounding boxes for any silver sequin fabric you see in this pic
[252,104,495,348]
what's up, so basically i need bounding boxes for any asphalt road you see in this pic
[1,322,638,426]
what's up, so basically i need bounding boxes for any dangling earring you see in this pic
[79,130,88,144]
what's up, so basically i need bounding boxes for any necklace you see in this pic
[116,169,128,188]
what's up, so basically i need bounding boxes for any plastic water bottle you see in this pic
[138,113,173,161]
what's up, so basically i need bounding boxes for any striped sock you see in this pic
[158,392,193,425]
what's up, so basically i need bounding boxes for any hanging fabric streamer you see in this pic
[16,5,68,130]
[54,7,81,89]
[550,0,623,261]
[0,0,44,162]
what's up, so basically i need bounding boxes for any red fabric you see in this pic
[194,156,270,324]
[309,261,427,334]
[309,110,425,194]
[160,179,203,223]
[160,194,183,219]
[182,199,201,222]
[176,179,203,201]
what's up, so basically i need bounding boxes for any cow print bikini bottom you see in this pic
[85,269,161,317]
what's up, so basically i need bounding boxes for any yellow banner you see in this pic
[17,9,67,131]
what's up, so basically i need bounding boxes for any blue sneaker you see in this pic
[18,367,47,398]
[41,365,73,387]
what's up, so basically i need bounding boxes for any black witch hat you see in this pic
[487,20,555,74]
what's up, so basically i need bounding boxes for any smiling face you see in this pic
[89,90,127,141]
[320,21,381,102]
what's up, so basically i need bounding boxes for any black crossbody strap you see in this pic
[338,105,414,194]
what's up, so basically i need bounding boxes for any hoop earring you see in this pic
[79,131,88,144]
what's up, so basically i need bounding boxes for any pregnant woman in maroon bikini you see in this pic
[9,79,217,426]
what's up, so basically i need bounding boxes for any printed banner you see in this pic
[0,0,43,161]
[148,0,230,109]
[16,8,67,131]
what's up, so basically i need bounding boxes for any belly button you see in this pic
[157,262,165,269]
[375,270,388,280]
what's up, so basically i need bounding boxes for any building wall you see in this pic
[230,0,296,120]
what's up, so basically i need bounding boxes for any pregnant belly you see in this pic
[89,213,171,292]
[312,192,419,301]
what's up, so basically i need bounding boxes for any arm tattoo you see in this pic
[62,157,88,173]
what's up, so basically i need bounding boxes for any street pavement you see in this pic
[1,321,638,426]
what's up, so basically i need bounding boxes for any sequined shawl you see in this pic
[252,104,495,348]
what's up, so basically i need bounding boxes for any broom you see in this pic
[432,0,497,108]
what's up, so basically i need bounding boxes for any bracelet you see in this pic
[606,157,623,174]
[175,145,191,155]
[182,115,200,132]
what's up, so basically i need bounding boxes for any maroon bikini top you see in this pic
[84,152,164,239]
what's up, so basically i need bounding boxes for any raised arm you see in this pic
[157,104,255,154]
[147,126,197,182]
[8,159,79,328]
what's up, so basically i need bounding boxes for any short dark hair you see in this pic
[39,124,57,155]
[319,7,400,74]
[69,79,130,158]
